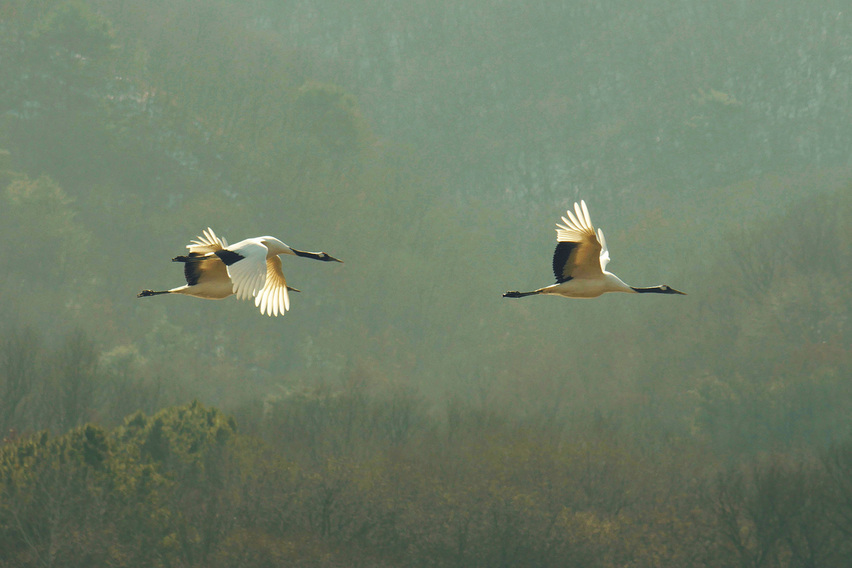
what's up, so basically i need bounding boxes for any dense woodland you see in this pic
[1,0,851,566]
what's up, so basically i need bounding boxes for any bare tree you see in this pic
[52,329,99,431]
[0,327,42,433]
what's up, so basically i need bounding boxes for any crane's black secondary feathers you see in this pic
[183,257,203,286]
[214,249,245,266]
[552,241,578,283]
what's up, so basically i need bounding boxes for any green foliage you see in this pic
[2,393,852,567]
[0,402,241,567]
[123,401,236,468]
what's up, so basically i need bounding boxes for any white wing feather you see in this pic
[254,256,290,316]
[556,199,595,242]
[187,227,229,253]
[554,200,611,277]
[597,228,611,270]
[223,240,269,301]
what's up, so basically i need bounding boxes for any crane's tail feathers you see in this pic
[503,290,540,298]
[137,289,170,297]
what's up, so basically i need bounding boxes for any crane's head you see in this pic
[288,246,343,262]
[315,252,342,263]
[657,284,686,295]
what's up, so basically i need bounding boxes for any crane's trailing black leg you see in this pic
[137,289,170,297]
[503,290,540,298]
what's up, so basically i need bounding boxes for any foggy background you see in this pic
[1,1,851,566]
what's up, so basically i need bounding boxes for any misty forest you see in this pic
[2,1,852,566]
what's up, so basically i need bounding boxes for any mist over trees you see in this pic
[1,0,851,565]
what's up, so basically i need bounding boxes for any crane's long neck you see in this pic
[262,237,341,262]
[631,286,668,294]
[603,272,634,294]
[289,247,342,262]
[260,237,322,259]
[290,247,324,260]
[260,237,294,256]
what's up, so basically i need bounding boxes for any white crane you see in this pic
[138,228,342,316]
[503,201,685,299]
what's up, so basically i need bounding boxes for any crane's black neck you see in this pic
[291,248,322,260]
[631,285,682,295]
[291,248,341,262]
[631,286,660,293]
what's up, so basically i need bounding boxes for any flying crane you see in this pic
[503,201,685,300]
[138,228,342,316]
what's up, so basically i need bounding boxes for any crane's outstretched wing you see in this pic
[179,228,231,287]
[254,255,290,316]
[218,240,268,301]
[553,200,605,282]
[187,228,228,254]
[597,228,610,271]
[183,255,229,287]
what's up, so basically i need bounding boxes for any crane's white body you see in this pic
[503,200,685,300]
[535,271,634,298]
[138,228,341,316]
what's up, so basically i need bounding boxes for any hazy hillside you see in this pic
[1,0,851,565]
